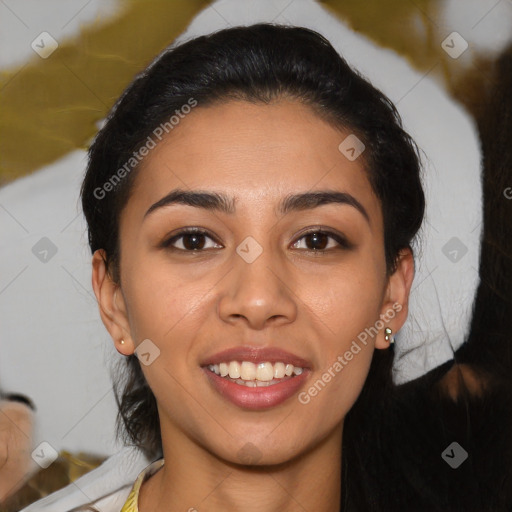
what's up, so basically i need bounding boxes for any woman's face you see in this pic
[94,98,412,465]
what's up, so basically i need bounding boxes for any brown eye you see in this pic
[292,229,352,252]
[303,232,330,251]
[162,228,221,252]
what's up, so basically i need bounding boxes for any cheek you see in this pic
[120,257,209,345]
[298,261,384,345]
[302,343,374,410]
[276,339,374,458]
[120,262,214,432]
[288,263,382,430]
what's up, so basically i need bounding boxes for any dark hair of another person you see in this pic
[80,23,431,511]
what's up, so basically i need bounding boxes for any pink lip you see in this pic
[203,367,311,410]
[200,346,312,369]
[201,346,313,410]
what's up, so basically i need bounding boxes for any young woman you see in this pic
[79,23,512,512]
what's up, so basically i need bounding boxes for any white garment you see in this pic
[19,447,151,512]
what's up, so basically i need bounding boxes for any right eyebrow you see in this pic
[143,188,370,226]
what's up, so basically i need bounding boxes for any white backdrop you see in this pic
[1,0,511,457]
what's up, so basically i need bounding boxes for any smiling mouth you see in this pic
[205,360,304,387]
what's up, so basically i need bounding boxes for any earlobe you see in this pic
[375,248,415,350]
[91,249,135,356]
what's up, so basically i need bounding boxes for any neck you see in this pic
[138,423,343,512]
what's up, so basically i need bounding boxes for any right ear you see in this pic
[91,249,135,356]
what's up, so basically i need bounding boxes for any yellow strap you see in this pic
[120,459,165,512]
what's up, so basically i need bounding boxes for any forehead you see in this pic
[128,99,382,225]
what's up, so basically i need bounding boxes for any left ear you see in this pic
[375,247,415,349]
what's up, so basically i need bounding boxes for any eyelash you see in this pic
[161,227,352,254]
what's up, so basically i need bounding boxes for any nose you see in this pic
[217,244,297,330]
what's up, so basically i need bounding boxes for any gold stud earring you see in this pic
[384,327,394,344]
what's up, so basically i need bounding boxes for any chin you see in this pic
[207,431,312,468]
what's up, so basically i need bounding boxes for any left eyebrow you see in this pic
[278,190,370,224]
[144,188,370,224]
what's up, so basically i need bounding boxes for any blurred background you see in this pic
[0,0,511,504]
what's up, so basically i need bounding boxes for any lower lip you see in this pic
[203,368,310,410]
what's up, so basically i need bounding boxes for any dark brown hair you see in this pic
[80,23,426,509]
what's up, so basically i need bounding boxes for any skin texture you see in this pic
[92,99,414,512]
[0,401,35,503]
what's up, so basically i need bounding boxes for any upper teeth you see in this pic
[207,361,304,381]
